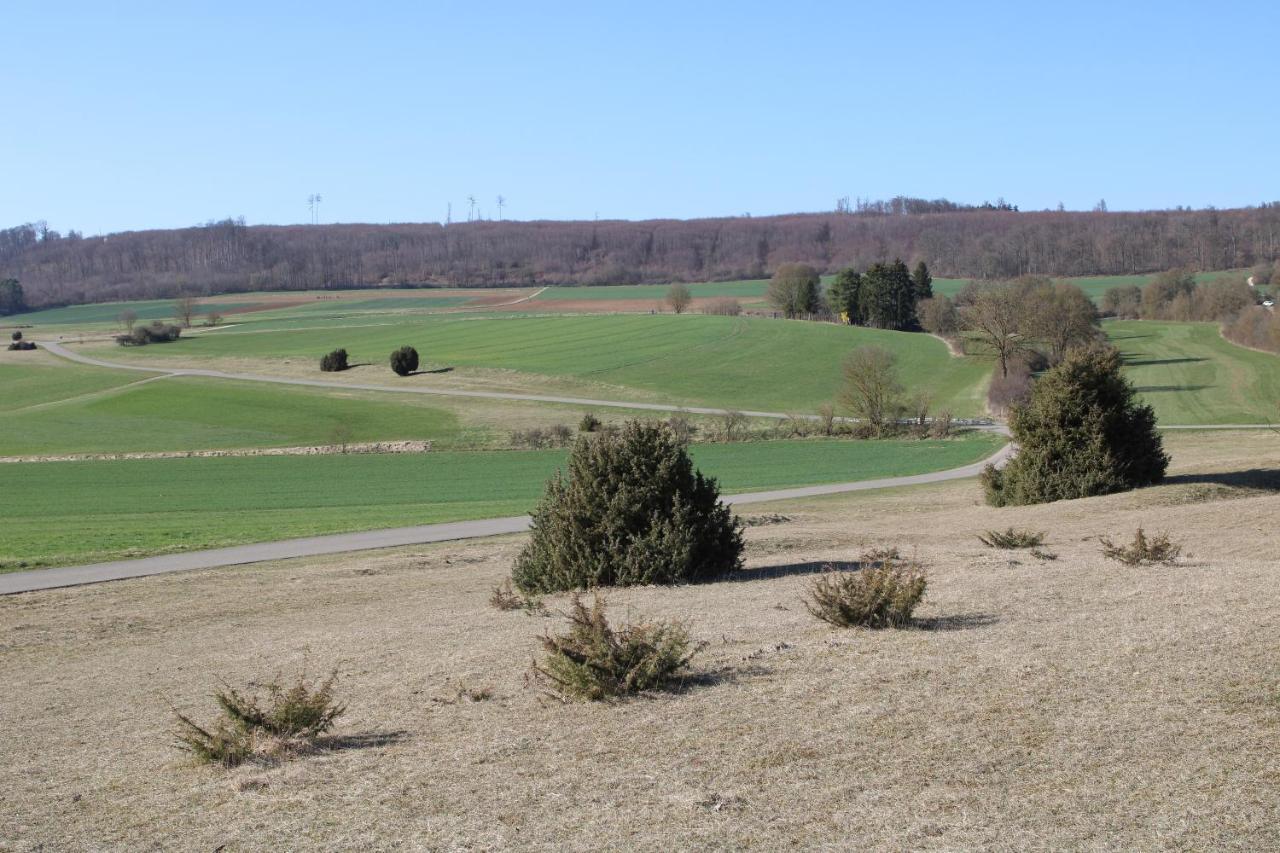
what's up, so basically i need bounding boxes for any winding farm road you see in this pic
[0,442,1015,595]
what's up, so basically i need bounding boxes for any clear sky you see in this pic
[4,1,1278,235]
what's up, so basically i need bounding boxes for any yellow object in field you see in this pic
[839,311,849,324]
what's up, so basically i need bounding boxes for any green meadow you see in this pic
[0,368,464,456]
[83,313,992,415]
[0,432,1003,570]
[1105,320,1280,424]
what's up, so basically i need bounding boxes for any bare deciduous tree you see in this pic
[839,346,903,437]
[961,283,1030,378]
[666,283,692,314]
[174,295,198,328]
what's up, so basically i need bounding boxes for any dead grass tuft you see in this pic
[978,527,1046,549]
[489,579,547,615]
[532,593,701,702]
[1099,527,1183,565]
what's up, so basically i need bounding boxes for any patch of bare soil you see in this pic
[0,432,1277,849]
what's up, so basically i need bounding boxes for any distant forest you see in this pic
[4,199,1280,309]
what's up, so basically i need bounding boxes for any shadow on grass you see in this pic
[320,730,411,752]
[1134,384,1210,393]
[1163,469,1280,491]
[721,560,862,583]
[913,613,1001,632]
[1124,357,1208,366]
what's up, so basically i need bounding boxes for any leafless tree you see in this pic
[666,282,692,314]
[961,283,1030,378]
[174,295,199,328]
[118,309,137,331]
[839,346,903,436]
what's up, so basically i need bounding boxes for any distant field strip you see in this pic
[0,434,1003,570]
[1107,319,1280,424]
[79,314,992,414]
[0,369,463,456]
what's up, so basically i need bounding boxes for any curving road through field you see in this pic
[1,439,1015,595]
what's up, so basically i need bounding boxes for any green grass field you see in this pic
[0,369,464,456]
[83,314,991,415]
[931,270,1245,302]
[0,432,1002,570]
[1106,320,1280,424]
[535,280,771,302]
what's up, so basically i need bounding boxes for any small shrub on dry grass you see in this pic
[532,593,700,702]
[489,579,547,615]
[1030,548,1058,561]
[977,528,1045,549]
[579,412,601,432]
[805,557,926,629]
[1099,527,1182,565]
[172,669,345,767]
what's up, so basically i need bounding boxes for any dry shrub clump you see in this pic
[1099,527,1183,566]
[489,579,547,615]
[977,528,1045,549]
[172,669,345,767]
[805,556,926,629]
[701,297,743,316]
[532,594,700,702]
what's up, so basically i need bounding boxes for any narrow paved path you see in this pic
[0,443,1014,595]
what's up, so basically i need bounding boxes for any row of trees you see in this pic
[765,260,932,331]
[1100,269,1257,322]
[7,202,1280,309]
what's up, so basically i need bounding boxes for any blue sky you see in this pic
[3,1,1277,235]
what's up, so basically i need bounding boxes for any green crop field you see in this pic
[0,370,464,456]
[0,432,1002,570]
[1107,319,1280,424]
[0,356,144,412]
[82,314,991,415]
[536,280,771,302]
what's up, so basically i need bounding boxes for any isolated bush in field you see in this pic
[666,282,692,314]
[702,297,742,316]
[579,412,601,432]
[533,593,699,701]
[977,528,1045,549]
[116,321,181,346]
[986,357,1034,416]
[172,669,345,767]
[805,558,926,629]
[817,403,837,436]
[390,345,419,376]
[319,348,349,372]
[1099,527,1182,565]
[714,410,747,442]
[10,330,20,341]
[983,346,1167,506]
[666,414,696,444]
[512,420,743,593]
[548,424,573,446]
[205,311,223,326]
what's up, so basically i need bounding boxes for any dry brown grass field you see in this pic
[2,431,1278,850]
